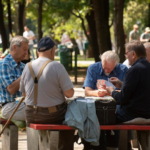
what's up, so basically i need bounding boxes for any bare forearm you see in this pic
[85,90,99,97]
[7,77,21,95]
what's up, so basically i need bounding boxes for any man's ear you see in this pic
[12,45,17,52]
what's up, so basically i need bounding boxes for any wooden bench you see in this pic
[28,124,150,150]
[0,118,18,150]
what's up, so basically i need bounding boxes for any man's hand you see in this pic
[109,77,123,89]
[106,86,114,95]
[97,89,108,97]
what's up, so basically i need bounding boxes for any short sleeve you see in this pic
[57,64,73,92]
[19,65,27,93]
[0,64,15,88]
[83,65,95,89]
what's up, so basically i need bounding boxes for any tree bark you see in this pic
[92,0,111,55]
[38,0,43,42]
[86,9,100,62]
[0,0,8,52]
[148,3,150,27]
[113,0,125,63]
[17,0,25,35]
[7,0,12,36]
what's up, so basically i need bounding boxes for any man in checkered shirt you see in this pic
[0,36,29,121]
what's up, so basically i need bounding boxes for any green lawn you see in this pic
[55,54,94,61]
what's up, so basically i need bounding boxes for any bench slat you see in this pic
[29,124,150,130]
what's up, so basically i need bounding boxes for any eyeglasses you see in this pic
[124,51,130,57]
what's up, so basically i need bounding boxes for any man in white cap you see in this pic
[140,27,150,43]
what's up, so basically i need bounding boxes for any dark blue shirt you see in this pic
[83,61,128,89]
[112,58,150,118]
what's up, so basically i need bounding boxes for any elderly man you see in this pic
[123,42,150,68]
[0,36,29,121]
[129,24,140,42]
[107,40,150,122]
[83,51,128,150]
[19,37,74,150]
[83,50,128,96]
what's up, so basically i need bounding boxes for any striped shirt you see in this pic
[0,54,25,104]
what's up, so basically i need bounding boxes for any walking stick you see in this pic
[0,96,25,135]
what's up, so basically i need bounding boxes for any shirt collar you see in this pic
[99,61,118,76]
[132,57,146,67]
[5,54,24,69]
[38,57,51,61]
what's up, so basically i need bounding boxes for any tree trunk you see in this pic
[113,0,125,63]
[17,0,25,35]
[38,0,43,42]
[148,3,150,27]
[92,0,111,55]
[86,9,100,62]
[7,0,12,36]
[0,0,8,52]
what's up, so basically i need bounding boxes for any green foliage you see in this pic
[124,0,149,41]
[25,0,89,42]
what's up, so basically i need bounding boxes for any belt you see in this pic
[27,102,66,113]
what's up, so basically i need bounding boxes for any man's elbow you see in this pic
[65,89,74,98]
[8,89,16,95]
[7,87,16,95]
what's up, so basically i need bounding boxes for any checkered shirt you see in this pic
[0,54,25,104]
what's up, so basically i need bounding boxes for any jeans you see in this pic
[29,45,35,60]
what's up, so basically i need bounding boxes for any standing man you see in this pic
[140,27,150,43]
[129,24,140,42]
[0,36,29,121]
[23,25,36,60]
[19,37,74,150]
[83,51,128,150]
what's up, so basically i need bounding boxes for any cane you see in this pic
[0,97,25,135]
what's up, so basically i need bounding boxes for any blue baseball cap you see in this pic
[38,37,55,52]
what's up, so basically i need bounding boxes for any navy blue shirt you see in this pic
[83,61,128,89]
[112,58,150,118]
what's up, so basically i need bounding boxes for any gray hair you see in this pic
[10,36,29,51]
[100,50,120,64]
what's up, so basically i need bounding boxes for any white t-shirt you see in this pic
[123,59,131,68]
[23,30,35,45]
[19,57,74,107]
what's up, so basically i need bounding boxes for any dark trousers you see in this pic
[25,103,75,150]
[82,130,106,150]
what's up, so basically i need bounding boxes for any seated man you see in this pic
[83,51,128,150]
[106,40,150,148]
[19,37,74,150]
[84,50,128,96]
[0,36,29,121]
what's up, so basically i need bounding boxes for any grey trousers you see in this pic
[1,101,25,121]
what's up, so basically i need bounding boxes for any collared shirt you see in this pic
[83,61,128,89]
[0,54,25,104]
[112,58,150,118]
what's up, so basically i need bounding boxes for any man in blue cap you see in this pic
[20,37,75,150]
